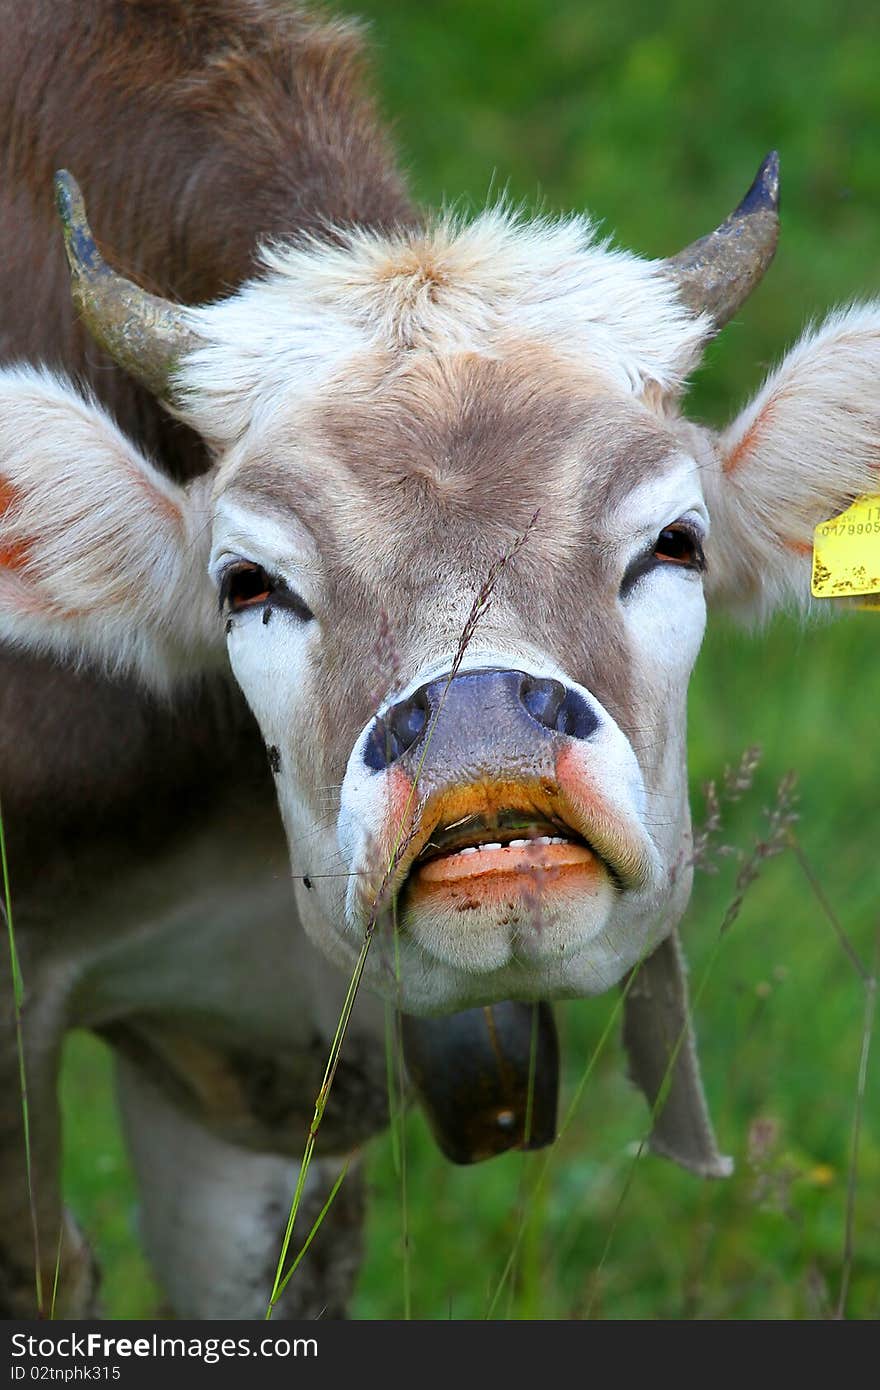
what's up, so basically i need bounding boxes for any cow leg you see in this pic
[0,983,98,1318]
[114,1055,364,1320]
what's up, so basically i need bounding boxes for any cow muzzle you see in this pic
[342,666,660,985]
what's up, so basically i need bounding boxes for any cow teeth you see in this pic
[447,835,573,859]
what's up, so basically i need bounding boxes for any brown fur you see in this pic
[0,0,415,1317]
[0,0,414,880]
[0,0,416,478]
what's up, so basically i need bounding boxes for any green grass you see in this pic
[56,0,880,1320]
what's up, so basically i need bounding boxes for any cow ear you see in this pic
[702,304,880,620]
[623,930,732,1179]
[0,367,222,689]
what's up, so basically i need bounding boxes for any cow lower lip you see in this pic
[413,840,597,885]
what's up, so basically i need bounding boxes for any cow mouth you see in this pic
[407,810,611,889]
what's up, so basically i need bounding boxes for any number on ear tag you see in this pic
[812,494,880,603]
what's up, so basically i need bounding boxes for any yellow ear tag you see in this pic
[811,494,880,610]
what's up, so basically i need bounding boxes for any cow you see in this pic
[1,0,878,1320]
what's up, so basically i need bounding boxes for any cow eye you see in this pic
[619,521,707,599]
[219,561,316,623]
[653,525,705,570]
[220,562,274,611]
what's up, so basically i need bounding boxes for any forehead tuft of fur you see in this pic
[179,208,710,443]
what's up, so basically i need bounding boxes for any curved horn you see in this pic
[665,151,780,330]
[54,170,202,401]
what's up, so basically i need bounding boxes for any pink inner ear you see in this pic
[0,477,31,570]
[131,471,185,530]
[722,407,768,476]
[783,538,814,557]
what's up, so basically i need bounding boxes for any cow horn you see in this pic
[54,170,202,401]
[664,151,780,330]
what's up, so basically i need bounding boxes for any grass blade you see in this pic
[835,932,877,1319]
[0,793,43,1315]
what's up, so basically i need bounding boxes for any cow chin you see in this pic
[364,873,665,1016]
[399,840,616,975]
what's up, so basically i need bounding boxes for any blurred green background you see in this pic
[61,0,879,1319]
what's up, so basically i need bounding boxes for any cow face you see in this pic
[196,317,710,1012]
[159,210,717,1012]
[4,166,878,1015]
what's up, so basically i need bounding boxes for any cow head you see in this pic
[2,159,878,1020]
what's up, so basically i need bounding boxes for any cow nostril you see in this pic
[388,690,429,753]
[364,668,598,772]
[519,675,565,730]
[556,689,599,740]
[520,674,599,741]
[363,688,431,771]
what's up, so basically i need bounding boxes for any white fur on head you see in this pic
[178,207,711,444]
[0,366,221,687]
[704,303,880,620]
